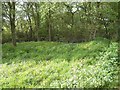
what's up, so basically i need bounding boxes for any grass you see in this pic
[1,39,119,88]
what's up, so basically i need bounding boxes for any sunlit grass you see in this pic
[1,39,118,88]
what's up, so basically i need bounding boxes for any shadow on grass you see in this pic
[2,40,111,64]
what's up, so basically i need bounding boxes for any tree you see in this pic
[25,3,33,41]
[8,2,16,46]
[2,2,118,44]
[34,3,40,41]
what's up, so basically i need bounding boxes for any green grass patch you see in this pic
[1,40,119,88]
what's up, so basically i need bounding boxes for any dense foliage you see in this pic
[1,39,118,88]
[2,2,118,44]
[1,1,119,89]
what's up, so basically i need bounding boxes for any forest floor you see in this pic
[0,39,119,88]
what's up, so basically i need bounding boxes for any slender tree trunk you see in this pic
[28,17,33,41]
[118,2,120,43]
[8,2,16,46]
[26,3,33,41]
[31,4,37,41]
[104,23,109,39]
[71,12,74,42]
[48,5,51,41]
[35,3,40,41]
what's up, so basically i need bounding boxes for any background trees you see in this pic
[2,2,118,44]
[1,2,119,88]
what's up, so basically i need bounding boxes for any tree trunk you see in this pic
[48,5,51,41]
[71,12,74,41]
[104,23,110,39]
[8,2,16,46]
[118,2,120,43]
[35,3,40,41]
[26,3,33,41]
